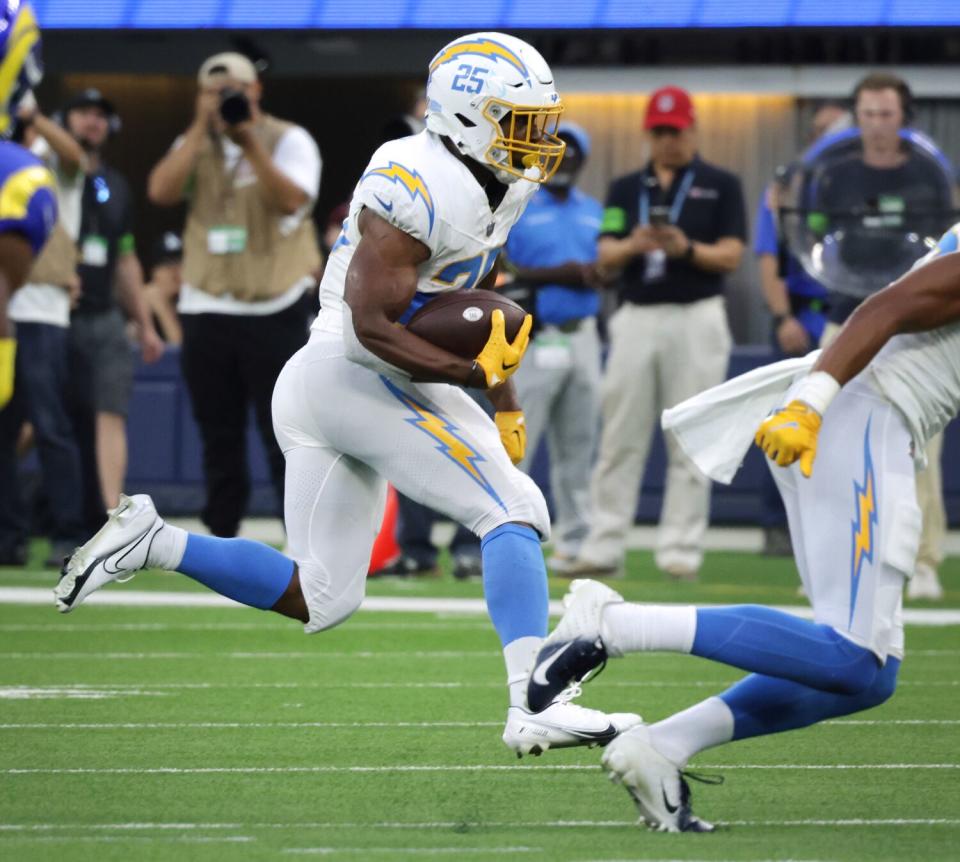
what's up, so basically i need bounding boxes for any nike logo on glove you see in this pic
[531,642,574,687]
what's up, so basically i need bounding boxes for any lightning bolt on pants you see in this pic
[272,332,550,634]
[770,378,921,663]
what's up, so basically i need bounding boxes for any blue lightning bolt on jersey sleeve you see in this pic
[355,145,437,253]
[0,141,57,255]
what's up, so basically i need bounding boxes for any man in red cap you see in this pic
[561,86,747,582]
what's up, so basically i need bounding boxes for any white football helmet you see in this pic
[425,32,565,184]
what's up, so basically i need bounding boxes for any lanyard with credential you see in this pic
[639,169,695,226]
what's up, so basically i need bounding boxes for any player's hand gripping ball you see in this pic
[495,410,526,464]
[475,309,532,387]
[406,289,527,356]
[754,399,822,478]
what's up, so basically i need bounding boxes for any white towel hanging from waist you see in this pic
[660,351,821,485]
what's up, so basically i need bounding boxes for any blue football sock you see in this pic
[693,605,880,695]
[178,534,294,610]
[721,658,900,740]
[481,523,548,646]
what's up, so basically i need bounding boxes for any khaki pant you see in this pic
[821,321,945,573]
[579,297,732,572]
[514,318,602,558]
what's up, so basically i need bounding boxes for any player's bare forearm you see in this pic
[487,379,521,412]
[0,234,36,305]
[346,209,480,386]
[816,251,960,386]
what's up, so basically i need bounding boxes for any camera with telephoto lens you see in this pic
[218,88,252,125]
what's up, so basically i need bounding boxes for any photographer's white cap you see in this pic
[198,52,258,86]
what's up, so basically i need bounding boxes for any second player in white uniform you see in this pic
[54,31,639,756]
[526,224,960,830]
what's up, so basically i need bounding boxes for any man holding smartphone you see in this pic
[566,86,747,581]
[147,52,321,538]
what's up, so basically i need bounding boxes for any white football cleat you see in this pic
[907,562,944,601]
[527,579,624,713]
[503,682,641,757]
[601,725,716,833]
[54,494,164,613]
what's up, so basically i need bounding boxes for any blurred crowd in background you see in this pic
[2,51,955,602]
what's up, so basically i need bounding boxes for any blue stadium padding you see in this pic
[123,345,960,525]
[32,0,960,29]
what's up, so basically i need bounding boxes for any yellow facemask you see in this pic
[483,99,566,183]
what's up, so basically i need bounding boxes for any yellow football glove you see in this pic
[495,410,526,465]
[0,338,15,410]
[754,399,822,478]
[474,309,533,388]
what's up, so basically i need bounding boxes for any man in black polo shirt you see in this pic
[569,86,746,581]
[64,89,163,530]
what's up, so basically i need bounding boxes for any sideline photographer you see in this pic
[147,52,321,538]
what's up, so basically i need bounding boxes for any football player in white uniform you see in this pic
[54,32,639,755]
[526,225,960,829]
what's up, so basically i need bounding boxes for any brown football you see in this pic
[405,289,527,359]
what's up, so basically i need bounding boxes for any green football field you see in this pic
[0,549,957,861]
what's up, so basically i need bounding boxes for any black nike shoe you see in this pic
[527,579,624,713]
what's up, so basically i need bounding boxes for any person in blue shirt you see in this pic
[0,0,53,413]
[505,123,605,571]
[752,101,846,556]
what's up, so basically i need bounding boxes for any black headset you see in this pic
[53,89,122,136]
[851,74,914,125]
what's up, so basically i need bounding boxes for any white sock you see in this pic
[146,523,188,571]
[503,636,543,709]
[649,696,735,767]
[600,603,697,657]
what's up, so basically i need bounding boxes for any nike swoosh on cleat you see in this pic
[58,559,98,607]
[531,642,575,687]
[661,782,679,814]
[569,723,618,743]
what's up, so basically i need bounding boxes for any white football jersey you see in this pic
[312,130,538,373]
[869,223,960,450]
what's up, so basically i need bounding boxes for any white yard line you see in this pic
[283,849,539,856]
[4,763,958,776]
[2,819,958,832]
[2,587,959,625]
[2,680,958,699]
[0,621,490,632]
[0,650,501,660]
[0,721,504,730]
[0,719,955,730]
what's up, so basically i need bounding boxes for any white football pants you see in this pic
[771,378,918,661]
[272,331,550,634]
